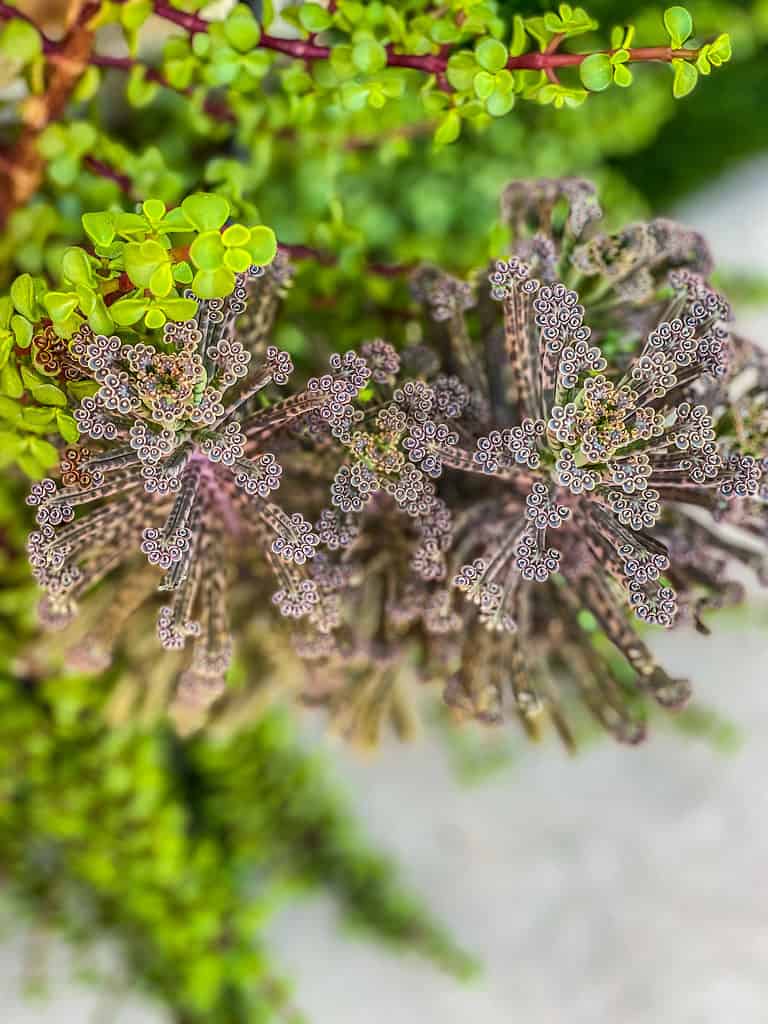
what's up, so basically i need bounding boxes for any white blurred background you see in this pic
[2,159,767,1024]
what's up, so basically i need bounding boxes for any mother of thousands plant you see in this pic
[20,177,768,747]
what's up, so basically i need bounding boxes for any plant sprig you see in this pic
[0,192,275,475]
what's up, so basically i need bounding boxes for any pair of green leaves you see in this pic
[579,50,633,92]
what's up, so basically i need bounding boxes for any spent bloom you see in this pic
[282,179,767,746]
[26,181,768,747]
[26,258,370,712]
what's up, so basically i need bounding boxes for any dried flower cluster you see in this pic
[27,180,768,747]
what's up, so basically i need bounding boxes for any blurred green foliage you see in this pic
[0,480,471,1020]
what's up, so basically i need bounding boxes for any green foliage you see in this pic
[0,478,470,1020]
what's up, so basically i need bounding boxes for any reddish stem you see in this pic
[84,155,134,195]
[147,3,698,77]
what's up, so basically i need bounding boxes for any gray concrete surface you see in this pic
[2,161,767,1023]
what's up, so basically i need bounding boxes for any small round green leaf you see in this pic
[158,297,199,320]
[613,63,633,87]
[486,89,515,117]
[56,411,80,444]
[298,3,332,33]
[246,226,277,265]
[142,198,166,222]
[664,6,693,48]
[144,307,167,329]
[472,71,495,101]
[672,58,698,98]
[181,193,231,232]
[579,53,612,92]
[10,274,38,320]
[44,292,79,323]
[475,38,507,74]
[445,52,478,92]
[223,248,252,273]
[222,223,251,247]
[82,212,116,247]
[223,4,261,52]
[0,19,42,64]
[434,109,461,146]
[30,383,66,407]
[62,247,94,287]
[190,231,226,271]
[192,267,236,299]
[110,297,149,326]
[149,262,174,297]
[351,38,387,75]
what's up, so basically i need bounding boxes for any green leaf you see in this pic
[0,361,23,399]
[172,262,193,285]
[72,64,100,102]
[0,18,42,64]
[0,334,13,370]
[28,437,59,467]
[10,274,38,320]
[445,52,477,92]
[510,15,527,58]
[475,38,507,74]
[30,382,67,407]
[11,315,33,348]
[486,88,515,117]
[298,4,332,33]
[62,247,94,287]
[579,53,612,92]
[158,207,193,232]
[181,194,230,232]
[612,63,633,87]
[672,58,698,98]
[708,33,731,65]
[222,248,250,273]
[114,211,149,235]
[434,109,461,146]
[149,262,174,297]
[192,267,236,299]
[664,6,693,48]
[144,307,166,329]
[330,43,356,80]
[246,226,277,265]
[164,55,197,90]
[222,223,251,247]
[696,44,712,75]
[351,38,387,75]
[87,296,114,335]
[21,406,55,428]
[223,4,261,52]
[190,231,226,271]
[124,239,168,287]
[157,297,199,320]
[82,211,116,247]
[472,71,495,101]
[142,198,166,223]
[16,449,46,478]
[56,411,80,444]
[0,395,20,421]
[340,81,369,111]
[44,292,79,322]
[127,64,159,108]
[110,297,149,326]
